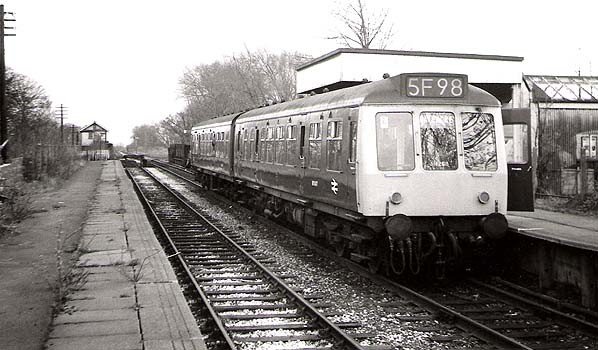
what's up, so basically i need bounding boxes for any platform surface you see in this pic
[46,161,207,350]
[507,209,598,252]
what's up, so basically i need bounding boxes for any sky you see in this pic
[3,0,598,146]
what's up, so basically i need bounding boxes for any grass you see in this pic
[51,226,89,312]
[114,250,161,283]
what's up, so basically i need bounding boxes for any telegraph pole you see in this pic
[56,104,68,143]
[0,5,15,163]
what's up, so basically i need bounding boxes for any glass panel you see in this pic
[327,121,343,171]
[309,122,321,169]
[286,125,297,165]
[462,113,497,171]
[420,112,457,170]
[504,124,529,164]
[376,113,414,171]
[266,127,274,163]
[349,122,357,163]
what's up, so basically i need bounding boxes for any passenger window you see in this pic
[420,112,457,170]
[286,125,297,166]
[376,113,415,171]
[260,127,266,161]
[266,127,274,163]
[327,121,343,171]
[254,129,260,160]
[299,125,306,159]
[242,130,247,161]
[309,122,321,169]
[276,126,285,165]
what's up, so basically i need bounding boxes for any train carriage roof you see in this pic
[192,112,243,130]
[193,74,500,128]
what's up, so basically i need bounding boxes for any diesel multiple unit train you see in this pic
[170,73,533,277]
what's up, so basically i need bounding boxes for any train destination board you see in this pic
[401,74,467,98]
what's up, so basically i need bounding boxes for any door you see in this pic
[502,108,534,211]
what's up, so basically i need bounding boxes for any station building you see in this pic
[296,48,598,196]
[80,121,113,160]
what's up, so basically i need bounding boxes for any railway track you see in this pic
[126,166,385,350]
[143,160,598,349]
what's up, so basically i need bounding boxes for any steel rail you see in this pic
[469,278,598,337]
[125,167,238,349]
[150,160,536,349]
[132,166,366,350]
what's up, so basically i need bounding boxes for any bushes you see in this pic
[566,192,598,213]
[0,177,33,236]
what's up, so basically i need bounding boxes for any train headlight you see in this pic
[390,192,403,205]
[478,191,490,204]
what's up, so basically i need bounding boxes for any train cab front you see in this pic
[356,73,510,278]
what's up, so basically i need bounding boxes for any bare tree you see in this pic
[329,0,395,49]
[171,49,311,140]
[6,69,58,157]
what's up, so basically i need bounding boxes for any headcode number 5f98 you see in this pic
[406,77,464,97]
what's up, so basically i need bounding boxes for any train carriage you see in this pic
[189,73,533,277]
[167,143,191,167]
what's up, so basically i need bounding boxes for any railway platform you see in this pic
[506,210,598,309]
[507,209,598,252]
[46,160,206,350]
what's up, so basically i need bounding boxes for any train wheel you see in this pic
[367,238,389,275]
[368,255,382,274]
[334,240,346,257]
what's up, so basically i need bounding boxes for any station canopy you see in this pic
[524,75,598,103]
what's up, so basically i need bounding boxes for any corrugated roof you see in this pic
[524,75,598,103]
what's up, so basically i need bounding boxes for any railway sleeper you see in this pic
[219,311,341,320]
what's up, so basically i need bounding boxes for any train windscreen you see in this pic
[462,113,497,171]
[420,112,458,170]
[376,112,415,171]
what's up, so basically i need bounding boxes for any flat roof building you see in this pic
[296,48,524,103]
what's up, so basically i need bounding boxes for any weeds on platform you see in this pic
[115,250,161,283]
[51,226,89,311]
